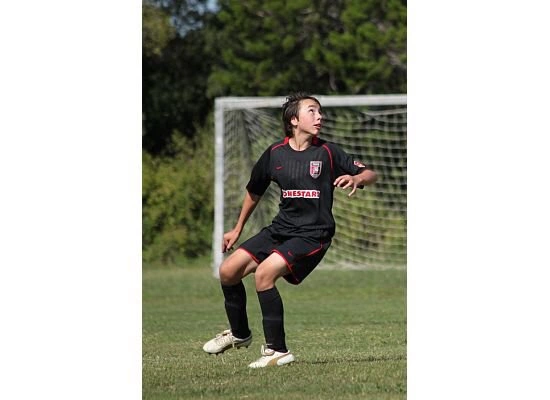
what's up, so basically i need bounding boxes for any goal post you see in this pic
[213,94,407,277]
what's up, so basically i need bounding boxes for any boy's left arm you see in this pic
[334,168,377,197]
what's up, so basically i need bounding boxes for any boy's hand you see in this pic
[222,228,241,253]
[334,175,359,197]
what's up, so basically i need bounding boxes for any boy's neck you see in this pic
[289,132,312,151]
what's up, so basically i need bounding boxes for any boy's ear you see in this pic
[291,115,298,128]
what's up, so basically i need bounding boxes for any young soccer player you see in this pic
[203,92,377,368]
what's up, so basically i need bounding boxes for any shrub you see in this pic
[143,125,214,264]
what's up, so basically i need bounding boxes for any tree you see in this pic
[207,0,406,97]
[143,1,216,263]
[317,0,407,94]
[143,122,214,263]
[142,1,216,155]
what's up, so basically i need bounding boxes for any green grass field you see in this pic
[143,258,406,399]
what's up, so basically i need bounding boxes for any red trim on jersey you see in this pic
[321,144,333,170]
[312,137,319,145]
[272,249,300,284]
[321,144,334,178]
[238,248,260,264]
[271,137,288,152]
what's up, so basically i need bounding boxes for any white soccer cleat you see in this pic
[248,345,295,368]
[203,329,252,354]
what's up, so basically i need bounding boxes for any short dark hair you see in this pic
[282,92,321,137]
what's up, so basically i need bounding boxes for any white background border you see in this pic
[1,1,549,398]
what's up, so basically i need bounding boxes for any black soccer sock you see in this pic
[221,281,251,339]
[257,286,288,353]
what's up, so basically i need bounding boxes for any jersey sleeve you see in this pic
[328,143,372,188]
[245,147,272,196]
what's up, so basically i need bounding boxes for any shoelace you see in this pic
[215,330,236,348]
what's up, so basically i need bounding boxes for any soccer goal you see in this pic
[213,94,407,277]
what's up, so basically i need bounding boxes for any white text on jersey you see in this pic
[282,190,320,199]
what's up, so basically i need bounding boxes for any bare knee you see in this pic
[218,250,257,286]
[254,255,289,291]
[219,261,240,286]
[254,265,277,291]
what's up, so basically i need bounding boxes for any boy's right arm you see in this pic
[223,145,271,253]
[222,190,262,253]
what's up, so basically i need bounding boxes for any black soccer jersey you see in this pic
[246,136,368,241]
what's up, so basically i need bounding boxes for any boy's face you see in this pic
[291,99,323,136]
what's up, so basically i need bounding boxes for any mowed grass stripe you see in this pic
[143,261,406,399]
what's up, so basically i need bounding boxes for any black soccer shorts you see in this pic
[238,226,331,285]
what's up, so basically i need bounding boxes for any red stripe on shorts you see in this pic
[238,248,260,264]
[295,242,324,260]
[272,249,300,284]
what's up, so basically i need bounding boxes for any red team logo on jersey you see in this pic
[309,161,322,179]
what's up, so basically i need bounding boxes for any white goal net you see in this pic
[213,95,406,276]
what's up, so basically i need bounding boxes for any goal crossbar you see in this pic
[216,94,407,110]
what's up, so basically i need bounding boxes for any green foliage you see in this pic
[143,2,216,155]
[142,3,177,58]
[207,0,406,97]
[142,124,214,263]
[147,0,213,34]
[323,0,407,93]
